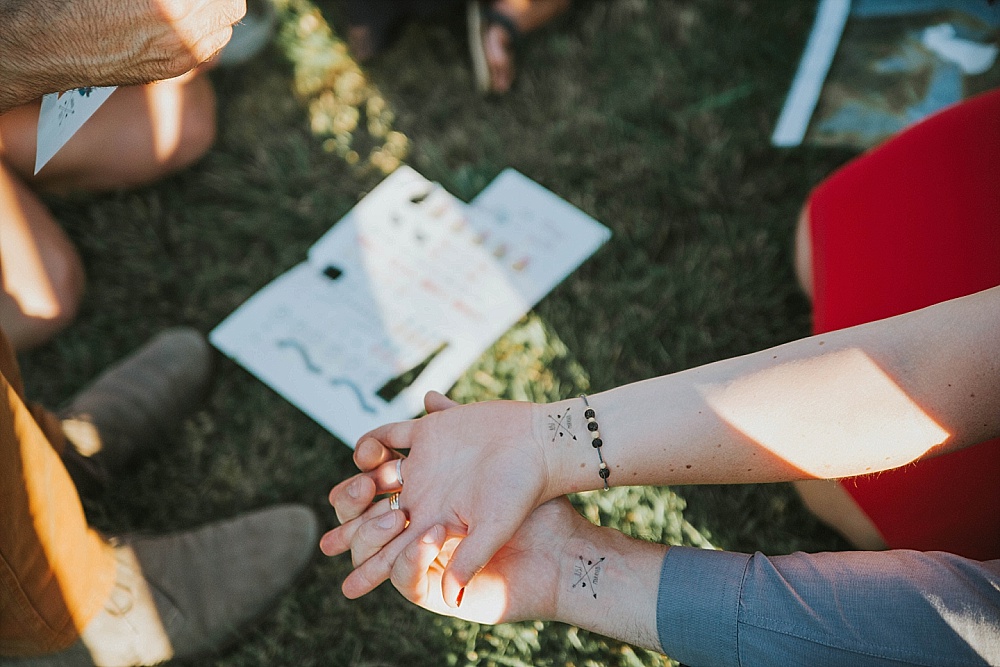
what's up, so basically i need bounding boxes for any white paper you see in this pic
[211,166,611,445]
[921,23,998,75]
[471,168,611,306]
[771,0,851,147]
[35,86,116,174]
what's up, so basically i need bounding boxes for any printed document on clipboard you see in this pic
[210,166,611,446]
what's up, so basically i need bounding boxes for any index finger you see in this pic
[357,417,420,454]
[328,474,377,524]
[353,436,400,472]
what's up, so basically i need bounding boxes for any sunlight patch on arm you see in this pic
[698,348,949,478]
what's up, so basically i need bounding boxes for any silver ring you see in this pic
[395,458,404,486]
[388,493,400,511]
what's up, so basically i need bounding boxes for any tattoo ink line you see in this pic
[572,555,604,599]
[547,407,577,442]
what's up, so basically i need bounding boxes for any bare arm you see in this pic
[546,283,1000,493]
[0,0,245,113]
[327,443,1000,663]
[330,285,1000,603]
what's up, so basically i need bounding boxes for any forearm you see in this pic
[552,518,667,654]
[541,285,1000,495]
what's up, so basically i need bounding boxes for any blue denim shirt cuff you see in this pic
[656,546,752,667]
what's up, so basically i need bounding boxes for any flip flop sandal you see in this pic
[466,1,522,93]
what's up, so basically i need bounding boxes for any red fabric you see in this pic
[807,88,1000,560]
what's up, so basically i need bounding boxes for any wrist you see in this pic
[551,512,667,652]
[533,397,593,499]
[536,394,621,499]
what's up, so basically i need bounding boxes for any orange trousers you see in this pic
[0,329,115,656]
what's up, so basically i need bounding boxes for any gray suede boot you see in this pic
[59,328,213,493]
[0,504,318,666]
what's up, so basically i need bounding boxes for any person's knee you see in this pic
[2,245,85,350]
[36,244,85,328]
[135,74,217,184]
[161,75,217,174]
[793,205,813,302]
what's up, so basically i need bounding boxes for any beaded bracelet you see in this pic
[580,394,610,491]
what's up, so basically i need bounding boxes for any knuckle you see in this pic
[349,568,377,593]
[161,50,200,79]
[355,558,387,591]
[372,542,395,571]
[226,0,248,24]
[325,526,351,553]
[156,0,197,24]
[331,485,370,524]
[399,540,423,569]
[190,29,230,65]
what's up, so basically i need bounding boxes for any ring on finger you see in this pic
[396,458,404,486]
[388,492,400,511]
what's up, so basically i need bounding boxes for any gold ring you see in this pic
[388,493,400,511]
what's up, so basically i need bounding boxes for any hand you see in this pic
[332,493,583,625]
[323,391,551,607]
[0,0,246,111]
[321,436,407,563]
[322,435,669,652]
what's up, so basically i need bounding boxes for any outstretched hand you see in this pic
[322,391,552,607]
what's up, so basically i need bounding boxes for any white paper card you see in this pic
[35,86,117,174]
[771,0,851,147]
[210,166,611,445]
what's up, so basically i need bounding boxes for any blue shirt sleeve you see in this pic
[657,546,1000,666]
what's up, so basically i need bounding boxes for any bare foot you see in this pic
[483,23,515,94]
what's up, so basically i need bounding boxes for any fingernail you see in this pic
[347,479,361,499]
[377,512,397,529]
[456,587,465,607]
[421,525,441,544]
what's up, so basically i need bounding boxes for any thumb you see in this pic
[424,390,459,414]
[439,524,510,608]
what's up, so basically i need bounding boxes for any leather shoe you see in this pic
[1,504,318,666]
[59,328,213,492]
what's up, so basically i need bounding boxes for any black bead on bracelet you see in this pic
[580,394,610,490]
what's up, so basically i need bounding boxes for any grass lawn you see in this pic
[21,0,862,664]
